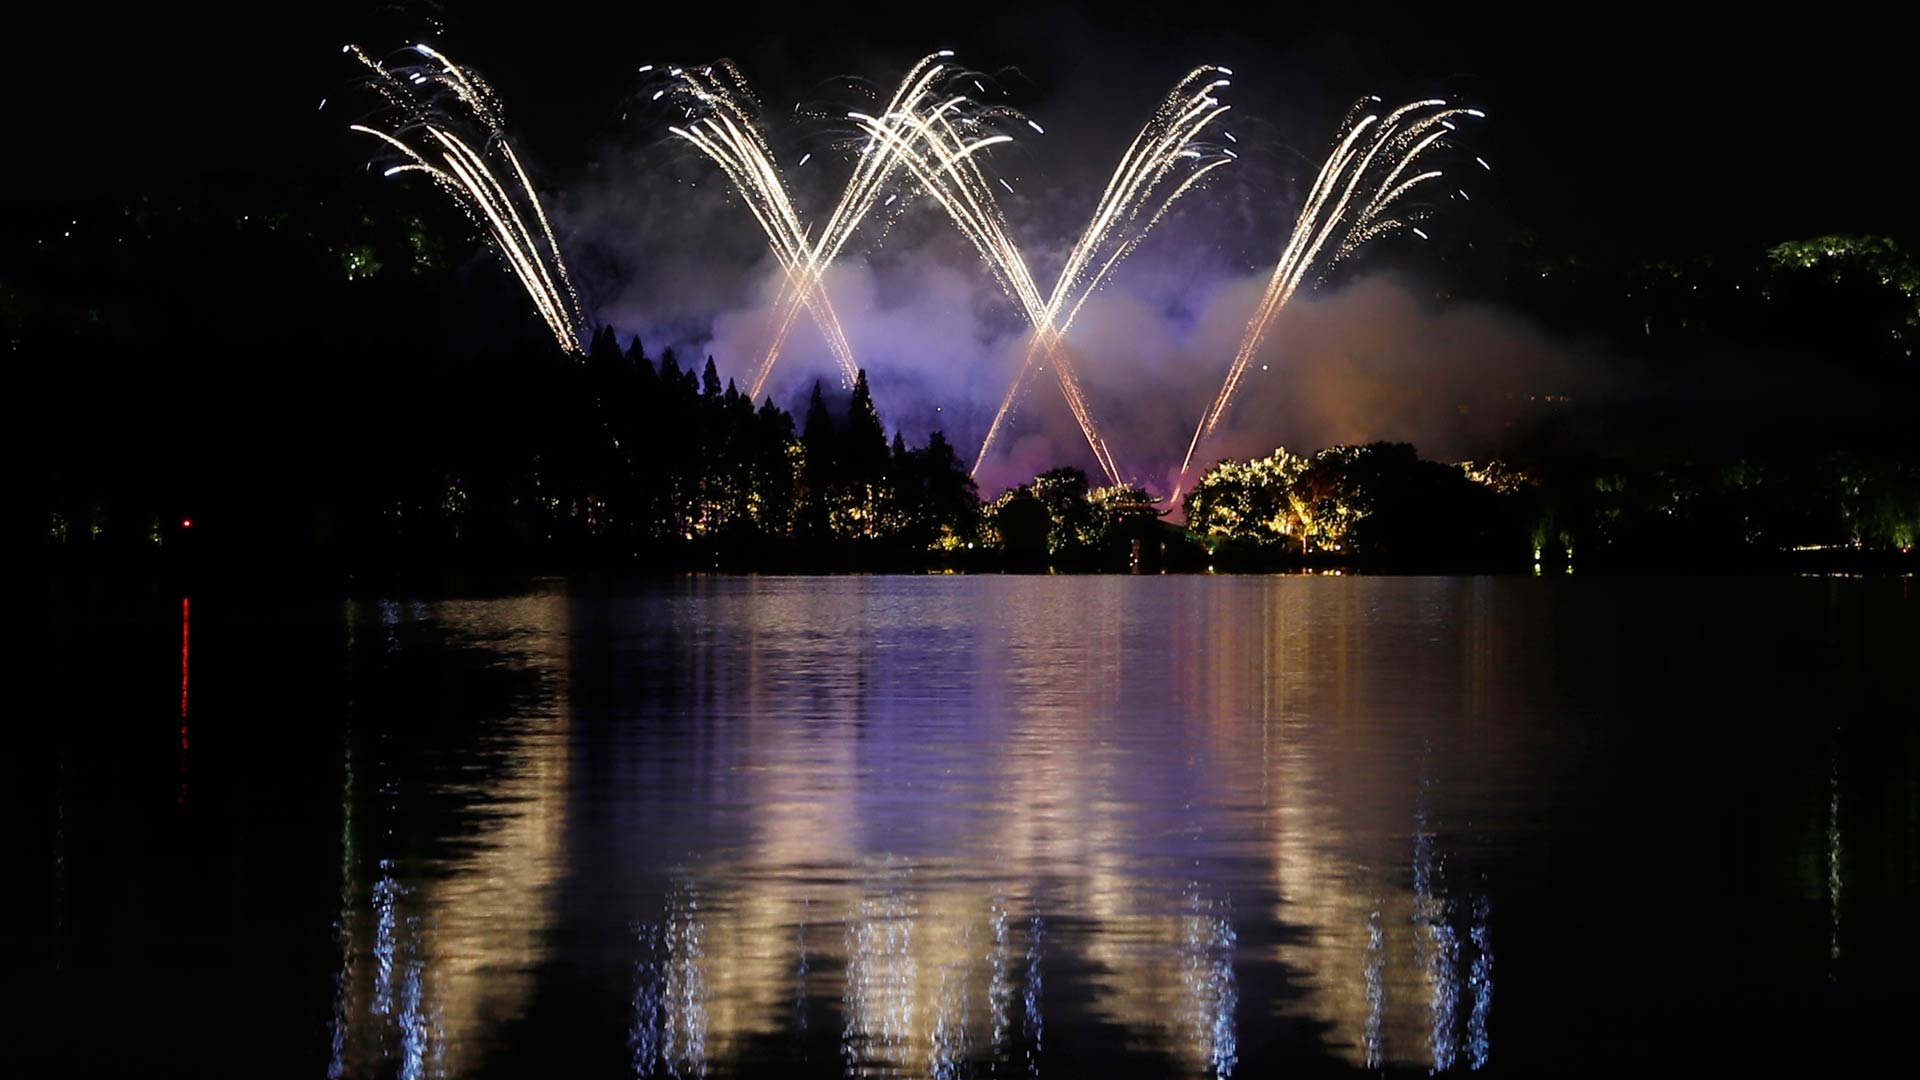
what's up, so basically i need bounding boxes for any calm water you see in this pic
[35,575,1918,1076]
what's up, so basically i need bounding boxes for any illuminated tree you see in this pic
[1184,448,1309,550]
[837,370,890,537]
[750,395,798,536]
[903,430,981,549]
[797,380,835,541]
[1186,444,1517,559]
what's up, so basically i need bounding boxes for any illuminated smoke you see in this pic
[1174,97,1483,499]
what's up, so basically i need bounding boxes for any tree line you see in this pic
[355,327,993,568]
[1184,442,1918,570]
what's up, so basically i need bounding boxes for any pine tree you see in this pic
[625,336,665,539]
[656,348,697,533]
[841,370,889,536]
[588,325,622,369]
[754,395,797,537]
[798,381,836,540]
[919,430,980,544]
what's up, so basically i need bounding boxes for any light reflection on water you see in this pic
[331,594,572,1079]
[308,576,1907,1077]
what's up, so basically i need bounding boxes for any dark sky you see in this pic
[8,0,1915,247]
[13,0,1915,494]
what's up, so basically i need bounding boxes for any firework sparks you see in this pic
[668,57,1230,480]
[659,55,1012,396]
[347,44,587,353]
[1172,97,1482,499]
[852,67,1235,485]
[342,46,1477,491]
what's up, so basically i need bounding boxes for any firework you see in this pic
[347,44,587,353]
[659,54,1017,397]
[342,46,1477,491]
[1173,98,1483,499]
[852,67,1235,485]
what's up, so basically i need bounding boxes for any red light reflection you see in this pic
[179,597,190,805]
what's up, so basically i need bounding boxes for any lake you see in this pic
[35,574,1917,1076]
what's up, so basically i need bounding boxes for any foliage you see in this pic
[1186,443,1513,558]
[1767,235,1919,330]
[984,468,1168,567]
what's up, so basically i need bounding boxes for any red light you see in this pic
[182,518,193,528]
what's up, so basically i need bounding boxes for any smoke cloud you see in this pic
[549,68,1627,498]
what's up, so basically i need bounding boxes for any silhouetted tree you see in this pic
[838,370,890,536]
[751,396,797,537]
[895,430,979,548]
[989,489,1050,567]
[797,381,835,541]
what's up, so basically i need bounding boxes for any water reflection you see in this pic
[330,593,572,1079]
[1827,719,1844,978]
[306,576,1912,1077]
[179,597,191,806]
[552,578,1520,1077]
[1178,578,1517,1071]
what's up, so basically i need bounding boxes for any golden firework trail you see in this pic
[659,53,1012,397]
[853,67,1235,485]
[1172,97,1483,500]
[346,44,587,354]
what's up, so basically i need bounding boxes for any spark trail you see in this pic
[1173,97,1483,499]
[659,54,1016,396]
[852,67,1235,485]
[346,44,587,353]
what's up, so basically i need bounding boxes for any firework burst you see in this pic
[655,53,1020,397]
[346,43,587,353]
[1173,97,1485,499]
[852,66,1236,485]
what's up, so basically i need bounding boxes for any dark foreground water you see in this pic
[32,575,1918,1076]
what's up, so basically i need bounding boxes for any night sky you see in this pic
[12,0,1917,491]
[12,1,1914,242]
